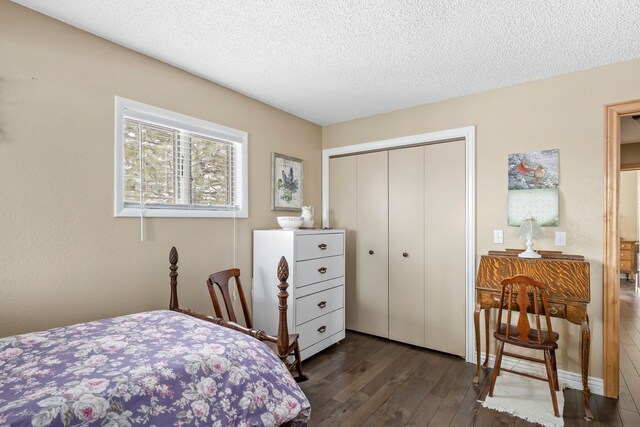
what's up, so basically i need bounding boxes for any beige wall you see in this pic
[323,58,640,379]
[620,171,638,241]
[0,2,322,336]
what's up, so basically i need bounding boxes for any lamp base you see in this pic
[518,248,542,259]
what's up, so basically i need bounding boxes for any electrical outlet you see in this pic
[555,231,567,246]
[493,229,504,244]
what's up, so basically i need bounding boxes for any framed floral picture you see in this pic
[271,152,303,211]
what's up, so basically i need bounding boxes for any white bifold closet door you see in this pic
[356,151,389,337]
[389,146,425,346]
[329,156,358,331]
[329,152,389,337]
[329,139,466,357]
[423,140,466,356]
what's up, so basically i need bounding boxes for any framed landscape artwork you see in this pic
[271,152,303,211]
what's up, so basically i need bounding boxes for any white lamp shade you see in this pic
[517,215,544,258]
[517,215,544,239]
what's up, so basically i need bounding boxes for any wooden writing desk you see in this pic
[473,253,592,420]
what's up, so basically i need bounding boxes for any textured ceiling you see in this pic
[11,0,640,125]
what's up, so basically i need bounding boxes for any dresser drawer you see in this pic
[297,308,344,350]
[296,285,344,325]
[296,233,344,261]
[620,241,634,250]
[296,255,344,287]
[621,260,632,271]
[621,250,633,261]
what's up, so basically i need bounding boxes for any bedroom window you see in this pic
[114,97,248,218]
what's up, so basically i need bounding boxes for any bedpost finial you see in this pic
[277,256,289,282]
[276,256,290,358]
[169,246,179,265]
[169,246,179,310]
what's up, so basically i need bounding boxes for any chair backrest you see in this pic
[206,268,253,328]
[497,274,555,345]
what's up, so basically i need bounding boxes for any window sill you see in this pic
[115,207,248,218]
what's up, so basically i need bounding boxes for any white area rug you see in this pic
[481,371,564,427]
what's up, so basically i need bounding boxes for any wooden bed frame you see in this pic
[167,246,293,362]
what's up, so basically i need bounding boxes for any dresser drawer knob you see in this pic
[317,325,327,333]
[318,243,327,250]
[317,301,327,308]
[318,267,327,274]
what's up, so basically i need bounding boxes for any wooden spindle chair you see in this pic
[207,263,308,382]
[489,274,560,417]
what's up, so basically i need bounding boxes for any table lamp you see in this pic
[517,214,544,258]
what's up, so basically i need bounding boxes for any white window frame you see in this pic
[114,97,249,218]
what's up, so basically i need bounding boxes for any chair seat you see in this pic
[265,334,299,355]
[494,324,559,350]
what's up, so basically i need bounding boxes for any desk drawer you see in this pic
[493,295,566,319]
[296,285,343,326]
[621,260,632,271]
[297,308,343,350]
[296,256,344,287]
[621,242,634,250]
[296,233,344,261]
[621,250,633,261]
[546,303,566,318]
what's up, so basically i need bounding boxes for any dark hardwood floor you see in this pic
[299,331,637,426]
[619,279,640,420]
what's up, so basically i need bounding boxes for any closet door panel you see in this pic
[424,140,466,356]
[356,151,389,337]
[388,146,425,346]
[329,156,358,330]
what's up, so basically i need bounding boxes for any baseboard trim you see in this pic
[476,352,604,396]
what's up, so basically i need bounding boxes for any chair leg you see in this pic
[293,341,308,382]
[550,349,559,391]
[489,341,505,397]
[544,350,560,417]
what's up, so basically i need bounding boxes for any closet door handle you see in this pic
[317,301,327,309]
[369,250,374,255]
[318,267,327,274]
[318,243,327,250]
[402,252,409,258]
[317,325,327,333]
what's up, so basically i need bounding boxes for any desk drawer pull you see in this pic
[317,325,327,333]
[318,267,327,274]
[547,304,565,318]
[317,301,327,308]
[318,243,327,250]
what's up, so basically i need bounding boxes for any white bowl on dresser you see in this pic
[276,216,304,230]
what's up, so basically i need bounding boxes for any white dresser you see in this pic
[253,229,345,360]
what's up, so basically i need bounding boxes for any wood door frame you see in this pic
[321,126,476,363]
[604,99,640,398]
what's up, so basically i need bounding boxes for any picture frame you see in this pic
[271,152,304,211]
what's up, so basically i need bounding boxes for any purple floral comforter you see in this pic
[0,310,310,426]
